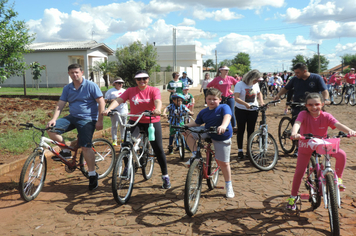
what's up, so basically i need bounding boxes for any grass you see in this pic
[0,86,109,96]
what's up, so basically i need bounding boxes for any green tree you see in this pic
[291,54,307,70]
[219,59,233,67]
[306,54,329,73]
[230,64,249,76]
[165,65,172,72]
[203,59,215,68]
[0,0,35,83]
[232,52,251,70]
[112,41,158,87]
[341,54,356,69]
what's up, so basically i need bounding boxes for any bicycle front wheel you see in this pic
[325,172,340,235]
[332,89,343,105]
[141,137,155,180]
[278,116,295,154]
[247,130,278,171]
[19,151,47,202]
[206,151,219,190]
[349,91,356,106]
[178,134,185,160]
[112,150,135,205]
[184,159,203,217]
[305,154,321,209]
[80,138,116,179]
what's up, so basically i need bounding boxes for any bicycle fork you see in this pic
[321,167,341,209]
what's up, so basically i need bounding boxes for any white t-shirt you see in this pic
[201,78,213,90]
[234,81,260,111]
[105,88,128,114]
[268,76,283,86]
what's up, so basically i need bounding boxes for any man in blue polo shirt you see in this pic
[46,63,105,191]
[274,62,330,156]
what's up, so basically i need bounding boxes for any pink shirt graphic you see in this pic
[345,73,356,84]
[207,76,238,97]
[120,86,161,123]
[296,110,338,138]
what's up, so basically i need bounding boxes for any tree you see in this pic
[306,54,329,73]
[341,54,356,69]
[291,54,307,70]
[203,59,215,68]
[0,0,35,83]
[232,52,251,70]
[229,64,249,76]
[112,41,158,87]
[90,60,114,89]
[219,59,233,67]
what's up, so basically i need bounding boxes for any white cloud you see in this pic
[293,35,321,45]
[145,0,184,14]
[310,21,356,39]
[193,8,243,21]
[178,18,196,26]
[160,0,284,9]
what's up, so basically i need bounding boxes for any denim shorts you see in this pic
[52,115,97,147]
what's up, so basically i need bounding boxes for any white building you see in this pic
[3,40,114,87]
[155,45,206,87]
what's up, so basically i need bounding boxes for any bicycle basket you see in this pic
[307,138,340,155]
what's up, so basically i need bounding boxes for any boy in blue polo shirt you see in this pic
[184,88,234,198]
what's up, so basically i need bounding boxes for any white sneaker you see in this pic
[226,184,235,198]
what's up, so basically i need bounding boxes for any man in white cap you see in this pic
[179,71,193,86]
[104,78,128,146]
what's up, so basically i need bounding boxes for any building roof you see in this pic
[322,64,350,75]
[29,40,114,55]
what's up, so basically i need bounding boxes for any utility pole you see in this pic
[173,28,177,71]
[215,50,217,72]
[318,44,320,74]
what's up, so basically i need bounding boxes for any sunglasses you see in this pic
[306,103,321,107]
[115,82,123,84]
[135,77,149,81]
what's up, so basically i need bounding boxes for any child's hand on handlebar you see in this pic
[290,133,301,140]
[217,125,227,135]
[152,109,161,116]
[348,130,356,137]
[102,109,111,116]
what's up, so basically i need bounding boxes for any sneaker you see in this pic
[166,145,173,155]
[286,196,300,210]
[89,173,98,191]
[237,151,244,159]
[293,150,298,157]
[184,157,196,166]
[338,178,346,191]
[226,184,235,198]
[112,140,118,146]
[52,150,72,161]
[162,176,171,189]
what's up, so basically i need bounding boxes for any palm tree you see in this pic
[90,60,113,89]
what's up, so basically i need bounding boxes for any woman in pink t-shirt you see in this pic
[207,65,238,127]
[103,70,171,189]
[286,93,356,210]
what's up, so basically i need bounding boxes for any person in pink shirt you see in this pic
[286,93,356,210]
[103,70,171,189]
[207,65,238,127]
[343,68,356,85]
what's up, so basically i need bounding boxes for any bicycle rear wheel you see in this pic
[206,151,219,190]
[80,138,115,179]
[141,136,155,180]
[112,150,135,205]
[278,116,295,154]
[305,154,321,209]
[19,151,47,202]
[178,133,185,160]
[184,159,203,217]
[247,130,278,171]
[325,172,340,235]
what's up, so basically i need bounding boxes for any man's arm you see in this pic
[274,87,289,101]
[321,89,331,105]
[46,100,66,128]
[95,97,105,131]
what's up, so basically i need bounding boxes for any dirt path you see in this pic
[1,88,356,235]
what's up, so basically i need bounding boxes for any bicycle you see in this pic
[173,125,221,217]
[247,100,280,171]
[295,132,353,235]
[168,114,186,160]
[329,84,343,105]
[333,83,355,105]
[18,123,115,202]
[259,81,268,100]
[110,111,155,205]
[278,102,305,154]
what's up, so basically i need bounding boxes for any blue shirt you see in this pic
[179,76,193,86]
[60,78,103,120]
[167,103,190,126]
[285,73,327,102]
[195,104,232,141]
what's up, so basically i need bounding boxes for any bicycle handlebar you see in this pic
[107,110,154,128]
[19,123,65,132]
[250,100,280,110]
[291,132,354,140]
[171,125,228,134]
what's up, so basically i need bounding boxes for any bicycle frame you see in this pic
[195,134,220,179]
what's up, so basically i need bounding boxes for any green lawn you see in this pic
[0,86,109,95]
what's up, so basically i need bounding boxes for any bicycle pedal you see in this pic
[215,186,224,189]
[300,193,309,200]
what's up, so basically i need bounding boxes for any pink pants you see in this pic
[290,141,346,196]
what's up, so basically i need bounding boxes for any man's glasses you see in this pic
[135,77,149,81]
[306,103,321,107]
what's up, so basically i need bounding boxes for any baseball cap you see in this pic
[183,86,189,90]
[183,72,187,74]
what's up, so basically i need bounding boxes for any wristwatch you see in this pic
[325,99,330,101]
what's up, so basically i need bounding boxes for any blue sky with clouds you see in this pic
[12,0,356,72]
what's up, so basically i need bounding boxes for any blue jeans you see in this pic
[225,97,236,128]
[52,115,96,147]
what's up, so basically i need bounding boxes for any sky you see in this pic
[11,0,356,72]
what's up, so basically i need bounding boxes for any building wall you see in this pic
[3,50,109,88]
